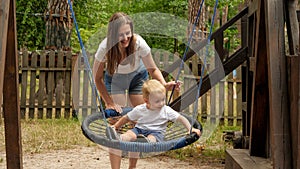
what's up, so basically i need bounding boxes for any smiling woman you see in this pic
[91,12,181,169]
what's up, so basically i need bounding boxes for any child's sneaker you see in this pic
[136,134,150,143]
[106,126,120,140]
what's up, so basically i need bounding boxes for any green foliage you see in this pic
[16,0,244,54]
[16,0,47,50]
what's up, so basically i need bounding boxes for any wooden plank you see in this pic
[29,52,37,118]
[163,51,169,70]
[183,76,192,114]
[170,47,248,112]
[210,86,216,123]
[160,7,248,80]
[170,52,180,101]
[46,51,55,118]
[191,55,198,75]
[38,51,46,118]
[214,31,226,61]
[82,60,89,117]
[225,149,272,169]
[20,67,71,71]
[287,54,299,169]
[214,31,225,125]
[227,73,234,126]
[296,12,300,169]
[3,0,23,168]
[219,80,225,125]
[71,54,80,118]
[0,0,9,111]
[286,2,299,169]
[64,51,72,118]
[243,7,254,140]
[285,0,298,55]
[236,66,242,126]
[153,50,160,67]
[264,0,292,168]
[250,0,269,157]
[20,49,28,118]
[298,60,300,169]
[55,51,63,118]
[201,93,207,122]
[212,7,248,40]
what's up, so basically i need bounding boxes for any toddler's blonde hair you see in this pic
[142,79,166,99]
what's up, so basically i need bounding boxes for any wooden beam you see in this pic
[0,0,10,112]
[170,47,248,111]
[264,0,292,168]
[286,2,300,169]
[285,0,299,55]
[249,0,269,157]
[3,0,23,168]
[161,7,249,78]
[242,3,255,141]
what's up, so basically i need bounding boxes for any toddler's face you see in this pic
[147,92,166,111]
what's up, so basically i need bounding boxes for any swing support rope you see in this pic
[167,0,205,105]
[166,0,219,133]
[66,0,209,152]
[191,0,219,132]
[67,0,113,139]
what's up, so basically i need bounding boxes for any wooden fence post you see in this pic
[64,51,72,118]
[46,51,55,118]
[29,52,37,118]
[38,51,47,118]
[20,49,28,118]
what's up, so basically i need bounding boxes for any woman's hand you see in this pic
[105,103,123,113]
[164,81,182,91]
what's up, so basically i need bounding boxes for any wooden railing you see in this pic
[18,49,74,119]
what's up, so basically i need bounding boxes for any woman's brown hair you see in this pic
[106,12,136,75]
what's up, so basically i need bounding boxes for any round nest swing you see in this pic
[66,0,218,155]
[81,108,202,153]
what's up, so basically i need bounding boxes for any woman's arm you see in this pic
[141,53,166,85]
[142,53,181,91]
[93,60,121,112]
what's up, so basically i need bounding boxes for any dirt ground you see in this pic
[0,146,224,169]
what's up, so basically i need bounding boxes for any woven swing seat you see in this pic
[81,108,202,153]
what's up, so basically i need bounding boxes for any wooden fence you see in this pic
[18,49,74,119]
[72,49,242,126]
[2,49,242,126]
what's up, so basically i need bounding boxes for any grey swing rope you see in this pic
[68,0,207,152]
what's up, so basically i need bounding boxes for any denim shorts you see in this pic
[104,67,149,95]
[131,127,164,142]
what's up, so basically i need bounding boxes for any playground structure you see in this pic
[1,0,300,169]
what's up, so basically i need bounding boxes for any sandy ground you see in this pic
[0,146,224,169]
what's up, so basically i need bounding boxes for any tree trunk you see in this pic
[188,0,206,41]
[45,0,72,50]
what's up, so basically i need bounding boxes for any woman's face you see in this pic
[118,24,132,48]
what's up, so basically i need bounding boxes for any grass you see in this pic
[0,118,96,154]
[0,118,241,166]
[164,124,241,165]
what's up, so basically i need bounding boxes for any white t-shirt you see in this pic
[127,103,180,133]
[94,34,151,74]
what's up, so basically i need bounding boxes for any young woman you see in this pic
[93,12,180,169]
